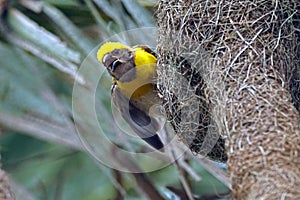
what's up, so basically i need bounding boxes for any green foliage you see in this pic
[0,0,229,199]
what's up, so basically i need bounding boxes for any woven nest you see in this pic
[157,0,300,198]
[156,1,229,162]
[155,41,227,162]
[0,168,14,200]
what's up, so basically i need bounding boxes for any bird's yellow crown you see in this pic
[97,42,131,62]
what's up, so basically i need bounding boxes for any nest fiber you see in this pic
[157,0,300,199]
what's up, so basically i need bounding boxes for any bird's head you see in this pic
[97,42,136,82]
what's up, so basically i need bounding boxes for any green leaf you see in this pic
[41,2,94,54]
[122,0,155,26]
[8,9,81,63]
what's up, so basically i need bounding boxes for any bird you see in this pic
[97,42,164,150]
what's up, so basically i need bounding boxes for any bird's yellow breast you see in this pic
[116,47,157,99]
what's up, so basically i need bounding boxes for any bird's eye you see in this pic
[126,51,133,58]
[112,49,120,54]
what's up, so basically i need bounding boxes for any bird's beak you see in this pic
[103,54,124,72]
[111,59,124,72]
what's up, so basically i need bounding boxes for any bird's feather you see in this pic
[112,83,164,150]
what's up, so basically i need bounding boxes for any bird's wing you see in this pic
[111,83,164,150]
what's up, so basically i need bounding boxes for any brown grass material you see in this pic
[156,0,300,199]
[0,168,14,200]
[156,1,227,162]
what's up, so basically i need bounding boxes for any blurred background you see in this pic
[0,0,230,199]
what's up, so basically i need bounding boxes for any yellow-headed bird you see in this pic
[97,42,164,150]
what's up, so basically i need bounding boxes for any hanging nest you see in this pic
[156,1,228,162]
[156,0,300,199]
